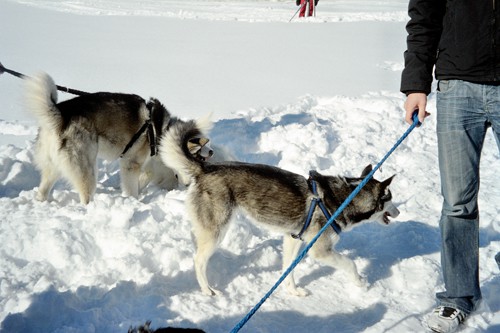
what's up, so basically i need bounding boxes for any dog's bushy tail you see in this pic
[25,72,61,131]
[159,115,212,182]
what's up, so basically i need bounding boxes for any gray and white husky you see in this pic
[25,72,213,204]
[160,120,400,296]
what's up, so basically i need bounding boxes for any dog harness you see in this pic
[120,119,157,158]
[291,171,342,240]
[120,102,165,158]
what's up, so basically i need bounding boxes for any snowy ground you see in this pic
[0,1,499,332]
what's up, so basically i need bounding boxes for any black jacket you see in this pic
[401,0,500,95]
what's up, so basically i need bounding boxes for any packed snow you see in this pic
[0,1,499,332]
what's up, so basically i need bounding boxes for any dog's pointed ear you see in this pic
[187,138,201,154]
[381,174,396,187]
[198,137,210,147]
[360,164,373,178]
[187,137,210,154]
[309,170,322,180]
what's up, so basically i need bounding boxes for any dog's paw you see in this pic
[287,286,309,297]
[35,191,47,202]
[353,276,369,290]
[202,287,222,296]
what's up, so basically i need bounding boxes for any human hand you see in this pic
[404,92,430,125]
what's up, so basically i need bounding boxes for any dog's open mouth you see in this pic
[383,212,392,224]
[383,207,400,224]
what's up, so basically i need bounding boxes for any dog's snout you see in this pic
[384,202,400,219]
[208,149,214,157]
[390,206,400,218]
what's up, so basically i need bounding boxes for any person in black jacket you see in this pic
[401,1,500,332]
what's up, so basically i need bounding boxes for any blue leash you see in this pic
[230,112,420,333]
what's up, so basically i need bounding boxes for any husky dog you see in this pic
[25,72,212,204]
[159,120,400,296]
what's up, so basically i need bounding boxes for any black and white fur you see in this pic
[25,72,212,204]
[139,138,233,192]
[159,120,400,296]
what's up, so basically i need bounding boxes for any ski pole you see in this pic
[289,1,306,22]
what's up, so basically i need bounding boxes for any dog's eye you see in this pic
[381,190,392,202]
[377,193,391,211]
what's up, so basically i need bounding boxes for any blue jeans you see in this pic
[436,80,500,314]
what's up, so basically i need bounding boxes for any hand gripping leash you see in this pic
[229,112,421,333]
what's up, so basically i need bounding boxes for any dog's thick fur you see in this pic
[159,120,400,296]
[25,72,212,204]
[139,141,235,192]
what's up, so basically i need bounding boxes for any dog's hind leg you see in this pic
[72,170,97,205]
[192,228,222,296]
[36,164,59,201]
[65,161,97,205]
[33,134,60,201]
[60,138,98,204]
[189,194,233,296]
[282,236,309,296]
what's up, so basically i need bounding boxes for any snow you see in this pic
[0,1,499,332]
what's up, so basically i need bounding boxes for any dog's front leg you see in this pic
[119,158,142,198]
[282,236,308,296]
[194,257,221,296]
[310,246,367,289]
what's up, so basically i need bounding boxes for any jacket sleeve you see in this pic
[400,0,446,95]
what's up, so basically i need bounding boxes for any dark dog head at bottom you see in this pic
[128,321,205,333]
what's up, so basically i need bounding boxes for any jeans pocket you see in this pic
[437,80,458,94]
